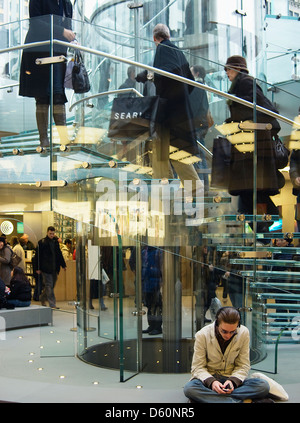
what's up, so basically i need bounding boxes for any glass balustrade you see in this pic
[0,14,300,381]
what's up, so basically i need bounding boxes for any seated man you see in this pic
[184,306,272,403]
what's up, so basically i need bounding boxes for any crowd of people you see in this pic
[0,228,75,310]
[9,3,298,402]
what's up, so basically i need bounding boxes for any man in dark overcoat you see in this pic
[151,23,201,191]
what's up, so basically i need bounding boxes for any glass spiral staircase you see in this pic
[1,13,300,382]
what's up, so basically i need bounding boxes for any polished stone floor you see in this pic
[0,299,299,404]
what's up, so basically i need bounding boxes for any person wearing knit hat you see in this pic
[224,55,249,74]
[221,54,283,243]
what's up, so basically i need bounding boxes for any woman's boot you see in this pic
[36,103,50,147]
[53,104,69,145]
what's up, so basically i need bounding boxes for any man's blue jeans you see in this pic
[184,376,270,403]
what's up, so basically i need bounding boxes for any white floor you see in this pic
[0,300,299,404]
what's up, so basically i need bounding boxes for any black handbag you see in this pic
[72,51,91,94]
[210,136,232,189]
[108,96,167,139]
[273,135,289,169]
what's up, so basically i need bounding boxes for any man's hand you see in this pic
[211,380,234,394]
[221,380,234,394]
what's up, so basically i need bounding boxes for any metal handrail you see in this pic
[69,88,143,111]
[0,82,19,90]
[0,39,298,128]
[55,39,300,128]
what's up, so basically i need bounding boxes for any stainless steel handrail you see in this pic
[0,82,19,90]
[69,88,143,111]
[0,39,298,128]
[54,39,299,128]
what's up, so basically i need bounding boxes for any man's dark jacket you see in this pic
[153,39,198,155]
[35,236,66,274]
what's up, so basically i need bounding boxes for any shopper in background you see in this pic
[118,65,136,97]
[190,65,212,190]
[10,236,26,272]
[0,236,12,286]
[20,233,35,251]
[289,109,300,232]
[35,226,66,308]
[60,238,73,262]
[224,55,283,242]
[151,23,200,193]
[6,266,32,308]
[19,0,75,148]
[0,278,14,309]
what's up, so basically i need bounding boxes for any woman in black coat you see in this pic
[224,55,284,238]
[19,0,75,148]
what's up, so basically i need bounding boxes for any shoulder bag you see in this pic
[8,247,22,268]
[72,51,91,94]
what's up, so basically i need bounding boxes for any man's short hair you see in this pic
[215,307,241,326]
[47,226,55,232]
[153,23,170,41]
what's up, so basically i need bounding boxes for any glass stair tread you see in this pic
[231,259,300,266]
[258,293,300,299]
[252,284,300,290]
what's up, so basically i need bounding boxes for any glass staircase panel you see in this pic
[2,15,300,379]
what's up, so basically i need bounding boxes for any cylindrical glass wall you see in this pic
[1,1,300,382]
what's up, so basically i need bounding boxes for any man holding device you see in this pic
[184,306,273,403]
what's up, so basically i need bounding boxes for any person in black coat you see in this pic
[19,0,75,148]
[0,278,14,309]
[129,246,163,335]
[6,267,32,308]
[151,24,201,192]
[190,65,211,190]
[224,55,284,239]
[35,226,66,308]
[118,65,136,97]
[289,110,300,232]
